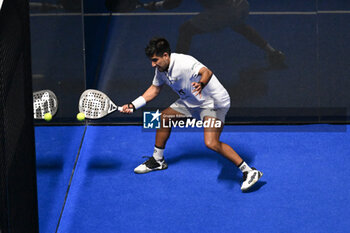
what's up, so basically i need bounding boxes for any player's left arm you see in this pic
[192,67,213,97]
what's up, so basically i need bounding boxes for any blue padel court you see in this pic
[35,125,350,233]
[2,0,350,232]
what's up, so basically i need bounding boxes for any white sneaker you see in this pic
[241,168,263,192]
[134,156,168,174]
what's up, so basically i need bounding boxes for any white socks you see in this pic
[238,161,252,173]
[153,146,164,161]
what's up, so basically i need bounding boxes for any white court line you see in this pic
[30,10,350,17]
[86,12,198,16]
[318,10,350,14]
[30,13,82,16]
[250,11,316,15]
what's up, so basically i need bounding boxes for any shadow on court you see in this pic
[166,145,265,191]
[86,157,122,171]
[36,157,64,171]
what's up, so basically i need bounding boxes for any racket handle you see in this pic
[117,106,133,113]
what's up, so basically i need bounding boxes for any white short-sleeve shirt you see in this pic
[152,53,230,108]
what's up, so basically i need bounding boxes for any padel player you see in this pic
[121,37,263,192]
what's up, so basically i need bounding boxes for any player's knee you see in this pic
[160,111,170,124]
[160,109,176,125]
[204,138,220,151]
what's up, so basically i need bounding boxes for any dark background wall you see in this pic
[30,0,350,124]
[0,0,39,232]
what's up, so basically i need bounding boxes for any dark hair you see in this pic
[145,37,171,57]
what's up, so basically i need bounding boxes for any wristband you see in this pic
[128,103,135,110]
[131,96,146,110]
[199,82,206,89]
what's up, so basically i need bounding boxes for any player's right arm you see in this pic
[121,85,161,113]
[142,84,161,102]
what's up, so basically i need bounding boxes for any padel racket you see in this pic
[33,90,58,119]
[79,89,132,119]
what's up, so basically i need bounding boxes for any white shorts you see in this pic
[169,99,229,123]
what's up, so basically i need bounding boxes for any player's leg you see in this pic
[202,115,263,192]
[199,108,238,162]
[154,106,185,148]
[134,106,187,174]
[202,116,243,165]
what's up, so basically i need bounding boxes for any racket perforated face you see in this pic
[79,90,118,119]
[33,90,58,119]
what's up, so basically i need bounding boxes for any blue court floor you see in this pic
[35,125,350,233]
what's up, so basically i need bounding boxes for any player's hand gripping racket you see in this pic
[79,89,132,119]
[33,90,58,119]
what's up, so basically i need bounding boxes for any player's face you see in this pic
[150,53,170,72]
